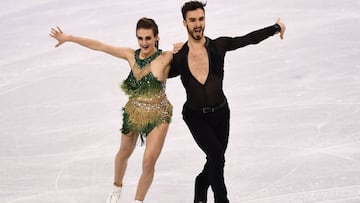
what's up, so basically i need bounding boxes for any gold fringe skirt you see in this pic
[121,92,172,141]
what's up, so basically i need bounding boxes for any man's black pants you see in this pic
[182,103,230,203]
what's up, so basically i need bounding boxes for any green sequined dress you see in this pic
[120,49,172,143]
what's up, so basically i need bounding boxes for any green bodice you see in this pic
[121,72,164,96]
[121,49,164,97]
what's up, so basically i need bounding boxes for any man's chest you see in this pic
[187,49,209,84]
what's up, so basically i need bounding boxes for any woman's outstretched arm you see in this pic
[49,26,133,60]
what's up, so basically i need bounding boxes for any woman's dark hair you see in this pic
[136,17,159,48]
[181,1,206,20]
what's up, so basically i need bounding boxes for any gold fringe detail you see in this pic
[124,93,172,134]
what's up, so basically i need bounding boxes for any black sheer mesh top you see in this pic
[169,24,280,108]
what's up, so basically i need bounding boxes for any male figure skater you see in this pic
[169,1,286,202]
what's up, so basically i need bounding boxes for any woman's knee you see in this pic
[117,145,135,161]
[142,155,157,173]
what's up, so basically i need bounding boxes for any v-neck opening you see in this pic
[186,48,210,86]
[190,68,209,86]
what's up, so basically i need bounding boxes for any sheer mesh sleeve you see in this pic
[216,24,280,51]
[168,56,181,78]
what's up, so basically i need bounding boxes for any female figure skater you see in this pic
[50,17,173,203]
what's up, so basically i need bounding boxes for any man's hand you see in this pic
[173,42,184,53]
[276,18,286,40]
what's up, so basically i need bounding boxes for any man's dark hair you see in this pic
[181,1,206,20]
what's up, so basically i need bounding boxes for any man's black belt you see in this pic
[186,99,227,114]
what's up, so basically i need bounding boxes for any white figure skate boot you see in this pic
[106,185,122,203]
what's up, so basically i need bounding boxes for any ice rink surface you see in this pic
[1,0,360,202]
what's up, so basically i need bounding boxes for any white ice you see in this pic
[1,0,360,202]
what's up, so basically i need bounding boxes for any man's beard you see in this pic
[187,26,204,40]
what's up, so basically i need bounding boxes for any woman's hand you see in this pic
[49,26,69,48]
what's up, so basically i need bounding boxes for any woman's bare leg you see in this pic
[135,123,169,200]
[114,133,138,186]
